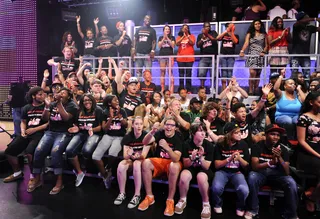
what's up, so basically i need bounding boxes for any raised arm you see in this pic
[76,16,84,39]
[41,69,50,93]
[93,17,99,39]
[251,83,272,118]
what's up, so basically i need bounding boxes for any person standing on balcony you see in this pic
[268,17,291,73]
[176,24,195,93]
[244,0,267,20]
[240,19,268,95]
[217,23,239,91]
[158,25,175,94]
[132,15,156,80]
[291,12,320,79]
[114,21,132,68]
[287,0,300,19]
[196,22,218,89]
[267,3,287,20]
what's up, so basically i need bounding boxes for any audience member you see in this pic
[267,3,287,20]
[287,0,300,19]
[61,31,78,54]
[140,70,156,105]
[244,0,266,20]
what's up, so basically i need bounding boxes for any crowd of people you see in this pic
[3,1,320,219]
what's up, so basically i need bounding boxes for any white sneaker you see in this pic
[114,193,126,205]
[213,207,222,214]
[236,209,245,217]
[244,211,258,219]
[75,171,86,187]
[201,204,211,219]
[127,195,141,209]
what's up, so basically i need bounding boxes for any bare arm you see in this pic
[240,33,250,54]
[273,75,283,99]
[297,126,320,159]
[76,16,84,39]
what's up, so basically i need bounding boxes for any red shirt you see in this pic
[268,28,289,47]
[176,34,195,62]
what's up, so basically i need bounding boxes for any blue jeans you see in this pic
[220,57,235,78]
[198,57,212,78]
[291,57,311,78]
[12,107,22,136]
[135,53,152,77]
[211,170,249,210]
[275,115,299,125]
[65,132,100,159]
[33,131,72,175]
[247,170,298,218]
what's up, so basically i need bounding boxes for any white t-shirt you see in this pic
[287,8,298,19]
[180,98,190,112]
[268,6,287,20]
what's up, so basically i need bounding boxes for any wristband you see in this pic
[44,107,50,111]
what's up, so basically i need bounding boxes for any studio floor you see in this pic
[0,165,319,219]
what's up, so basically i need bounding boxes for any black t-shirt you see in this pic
[135,26,156,54]
[121,130,149,154]
[114,34,132,57]
[140,82,156,104]
[158,36,175,55]
[49,100,78,132]
[251,141,289,171]
[183,138,214,168]
[220,33,239,54]
[53,57,80,79]
[292,24,317,54]
[119,89,144,117]
[214,140,249,173]
[9,82,29,108]
[21,103,46,135]
[177,112,191,141]
[95,35,117,57]
[200,117,225,136]
[232,114,254,148]
[76,107,104,134]
[60,41,77,53]
[197,31,218,55]
[154,130,182,159]
[103,108,127,136]
[83,37,96,56]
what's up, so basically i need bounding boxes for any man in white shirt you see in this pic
[267,4,287,20]
[287,0,300,19]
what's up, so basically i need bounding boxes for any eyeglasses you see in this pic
[165,123,176,127]
[83,99,92,102]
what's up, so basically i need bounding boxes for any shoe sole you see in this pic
[138,200,155,211]
[164,212,174,217]
[3,175,24,183]
[27,182,42,193]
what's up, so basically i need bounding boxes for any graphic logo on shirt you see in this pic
[239,124,249,139]
[85,40,94,49]
[299,29,310,42]
[159,142,174,159]
[28,118,40,126]
[203,39,212,48]
[79,123,93,130]
[50,108,62,121]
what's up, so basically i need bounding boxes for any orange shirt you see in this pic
[176,34,195,62]
[268,29,289,47]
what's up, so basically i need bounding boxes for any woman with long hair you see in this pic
[158,25,175,93]
[297,91,320,212]
[211,122,249,217]
[292,72,308,94]
[176,24,195,93]
[268,17,291,73]
[114,116,151,209]
[61,31,78,54]
[146,92,164,126]
[240,19,268,95]
[65,94,103,187]
[92,95,128,189]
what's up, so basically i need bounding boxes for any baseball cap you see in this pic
[265,124,285,134]
[128,77,139,85]
[296,11,307,21]
[223,122,239,134]
[269,72,280,80]
[190,97,203,105]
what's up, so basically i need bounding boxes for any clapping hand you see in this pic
[262,83,273,96]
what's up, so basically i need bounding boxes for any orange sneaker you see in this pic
[138,195,155,211]
[164,199,174,216]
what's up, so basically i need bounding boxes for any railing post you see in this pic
[215,55,219,98]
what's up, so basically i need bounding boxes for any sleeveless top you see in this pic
[275,91,301,119]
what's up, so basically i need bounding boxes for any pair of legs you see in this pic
[65,132,100,175]
[12,107,22,136]
[247,170,298,218]
[220,57,234,91]
[177,62,194,92]
[92,134,122,179]
[249,68,261,95]
[117,159,143,197]
[159,58,174,94]
[4,134,42,182]
[32,131,72,193]
[211,170,249,211]
[199,57,213,88]
[135,53,152,79]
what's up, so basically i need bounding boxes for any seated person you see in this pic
[4,87,48,183]
[219,77,248,102]
[175,122,214,219]
[138,118,182,217]
[211,122,250,217]
[140,70,156,105]
[114,116,151,209]
[245,124,298,219]
[178,88,190,112]
[186,97,203,123]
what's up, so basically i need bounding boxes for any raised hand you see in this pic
[79,55,83,64]
[93,17,99,25]
[280,68,286,77]
[43,69,50,78]
[203,119,211,129]
[44,96,51,107]
[226,90,233,101]
[262,83,273,96]
[76,15,81,23]
[151,122,160,133]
